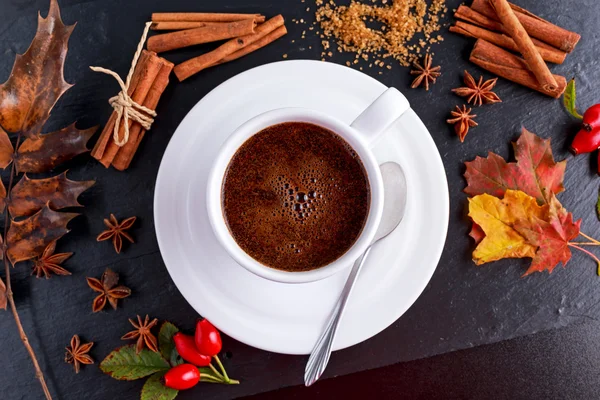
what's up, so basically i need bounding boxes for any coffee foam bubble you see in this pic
[256,163,333,256]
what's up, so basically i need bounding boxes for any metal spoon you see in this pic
[304,162,408,387]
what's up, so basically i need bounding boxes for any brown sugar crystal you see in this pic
[315,0,447,67]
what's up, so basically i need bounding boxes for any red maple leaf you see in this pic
[514,197,581,275]
[464,128,566,205]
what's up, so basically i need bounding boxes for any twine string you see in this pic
[89,22,156,147]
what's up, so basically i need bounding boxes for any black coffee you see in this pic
[222,122,370,272]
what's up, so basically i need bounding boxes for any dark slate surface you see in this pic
[245,320,600,400]
[0,0,599,399]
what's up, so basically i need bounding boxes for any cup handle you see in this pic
[350,87,410,147]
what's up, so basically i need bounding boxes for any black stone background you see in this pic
[0,0,598,399]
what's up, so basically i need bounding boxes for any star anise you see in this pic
[65,334,94,373]
[410,54,441,91]
[86,268,131,312]
[97,214,136,254]
[447,105,478,142]
[121,315,159,354]
[31,241,72,279]
[452,70,502,106]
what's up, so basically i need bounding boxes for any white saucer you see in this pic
[154,60,449,355]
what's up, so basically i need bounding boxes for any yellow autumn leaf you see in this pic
[468,190,547,265]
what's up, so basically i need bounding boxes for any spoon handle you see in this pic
[304,245,373,386]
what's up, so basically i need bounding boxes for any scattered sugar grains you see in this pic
[315,0,447,67]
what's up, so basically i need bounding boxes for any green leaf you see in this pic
[564,79,583,119]
[169,348,184,367]
[100,345,170,381]
[141,372,178,400]
[158,321,179,363]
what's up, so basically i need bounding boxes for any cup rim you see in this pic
[206,107,384,284]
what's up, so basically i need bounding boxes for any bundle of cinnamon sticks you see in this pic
[148,12,287,81]
[93,12,286,170]
[451,0,580,98]
[92,50,173,170]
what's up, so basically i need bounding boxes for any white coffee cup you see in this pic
[206,87,410,284]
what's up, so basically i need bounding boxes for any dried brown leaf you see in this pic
[0,127,14,169]
[0,235,4,309]
[6,204,79,265]
[0,279,5,311]
[9,172,94,217]
[0,179,6,214]
[0,0,95,318]
[0,0,75,138]
[16,123,97,173]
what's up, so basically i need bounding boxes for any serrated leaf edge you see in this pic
[99,344,169,381]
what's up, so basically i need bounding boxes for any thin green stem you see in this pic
[199,373,223,383]
[213,355,230,382]
[208,363,224,380]
[569,243,600,275]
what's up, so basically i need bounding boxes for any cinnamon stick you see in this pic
[113,60,174,171]
[148,19,256,53]
[174,15,285,81]
[450,21,566,64]
[99,51,163,168]
[454,6,562,52]
[470,39,566,98]
[488,0,557,92]
[91,51,150,160]
[471,0,580,53]
[151,21,224,31]
[455,5,503,32]
[152,12,265,23]
[213,25,288,66]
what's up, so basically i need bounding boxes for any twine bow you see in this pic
[90,22,156,147]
